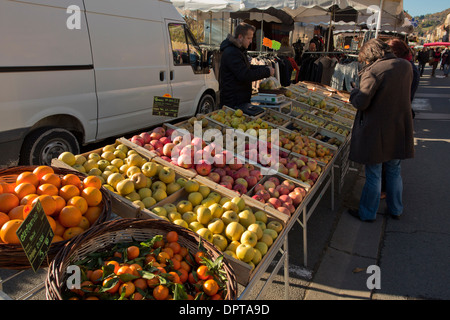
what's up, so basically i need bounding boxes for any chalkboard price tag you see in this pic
[153,95,180,117]
[16,199,54,272]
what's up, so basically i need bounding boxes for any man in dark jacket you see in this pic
[417,48,429,77]
[348,39,414,222]
[219,23,274,108]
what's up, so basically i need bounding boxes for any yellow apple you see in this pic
[255,241,268,256]
[196,206,212,225]
[176,200,193,214]
[236,244,255,263]
[252,248,262,265]
[196,228,213,242]
[166,182,181,195]
[240,230,258,247]
[182,211,198,224]
[198,185,211,198]
[152,188,167,202]
[231,197,246,211]
[207,218,225,234]
[212,234,228,252]
[225,221,245,241]
[151,207,167,217]
[222,201,239,214]
[189,221,204,232]
[173,219,188,229]
[158,167,175,184]
[163,203,177,214]
[116,179,135,196]
[142,196,156,208]
[184,180,200,193]
[238,209,256,228]
[138,187,152,200]
[188,192,204,206]
[247,223,263,240]
[209,203,224,219]
[226,240,241,253]
[267,220,283,233]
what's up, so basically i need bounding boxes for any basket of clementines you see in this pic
[45,218,238,300]
[0,165,112,269]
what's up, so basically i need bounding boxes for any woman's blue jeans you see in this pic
[359,159,403,221]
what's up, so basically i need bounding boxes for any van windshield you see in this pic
[168,23,201,70]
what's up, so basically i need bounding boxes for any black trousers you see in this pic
[418,62,426,76]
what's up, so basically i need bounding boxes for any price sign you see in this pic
[153,95,180,117]
[16,200,54,272]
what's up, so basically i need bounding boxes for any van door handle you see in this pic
[159,71,165,81]
[170,70,174,80]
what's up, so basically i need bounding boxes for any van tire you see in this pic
[19,127,80,166]
[196,93,216,115]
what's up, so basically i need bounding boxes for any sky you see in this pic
[403,0,450,17]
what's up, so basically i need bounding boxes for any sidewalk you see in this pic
[303,65,450,300]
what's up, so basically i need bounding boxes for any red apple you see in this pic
[177,154,193,169]
[235,178,248,189]
[220,182,233,190]
[263,180,276,191]
[286,162,297,170]
[250,169,263,181]
[310,172,319,182]
[160,156,171,162]
[245,175,258,188]
[255,190,270,202]
[268,197,282,209]
[229,158,243,171]
[153,127,166,136]
[252,194,265,203]
[289,191,303,205]
[163,143,175,157]
[293,187,306,198]
[267,187,279,198]
[139,132,151,144]
[143,144,154,151]
[165,128,175,138]
[276,184,290,196]
[288,168,299,179]
[233,183,247,195]
[221,175,234,185]
[208,172,221,183]
[195,160,212,176]
[267,176,280,186]
[213,153,226,168]
[278,206,291,216]
[130,135,144,147]
[282,180,296,192]
[150,139,163,150]
[213,167,226,177]
[150,132,162,140]
[299,170,310,182]
[253,184,265,193]
[307,159,318,171]
[159,136,171,145]
[279,194,292,205]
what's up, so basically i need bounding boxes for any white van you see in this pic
[0,0,218,167]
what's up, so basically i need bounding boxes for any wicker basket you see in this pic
[0,165,112,270]
[45,218,238,300]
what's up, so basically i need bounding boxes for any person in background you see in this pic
[431,48,441,77]
[347,39,414,222]
[219,23,274,109]
[417,48,429,77]
[441,49,450,78]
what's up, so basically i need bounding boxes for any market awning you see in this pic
[423,42,450,47]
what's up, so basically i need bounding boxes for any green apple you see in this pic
[198,185,211,198]
[212,234,228,252]
[209,203,224,219]
[225,221,245,241]
[222,201,239,213]
[207,218,225,234]
[252,248,262,265]
[255,241,268,256]
[236,244,255,263]
[88,152,101,162]
[255,220,266,231]
[151,206,167,217]
[141,162,158,177]
[238,209,256,228]
[158,167,175,184]
[221,210,239,225]
[125,191,140,202]
[260,233,274,247]
[224,250,238,259]
[142,196,156,208]
[152,188,167,202]
[219,197,229,206]
[173,219,188,229]
[188,221,204,232]
[163,203,177,214]
[240,230,258,247]
[208,192,222,203]
[188,192,203,206]
[196,206,212,225]
[184,180,199,193]
[138,187,152,200]
[133,200,145,209]
[166,182,181,195]
[176,177,187,187]
[254,210,268,224]
[226,240,241,253]
[196,228,213,242]
[231,197,246,211]
[267,220,283,233]
[182,211,197,224]
[263,228,278,241]
[97,159,111,171]
[247,223,263,240]
[176,200,193,214]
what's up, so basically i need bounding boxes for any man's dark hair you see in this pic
[234,22,256,38]
[358,38,393,64]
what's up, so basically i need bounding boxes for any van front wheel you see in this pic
[196,93,216,115]
[19,127,80,166]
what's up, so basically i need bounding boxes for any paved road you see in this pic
[1,65,449,301]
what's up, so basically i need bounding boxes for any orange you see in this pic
[37,183,59,197]
[153,285,169,300]
[54,220,66,237]
[179,246,188,258]
[20,205,33,220]
[14,182,36,200]
[52,235,64,243]
[77,216,90,230]
[83,176,102,189]
[81,187,102,207]
[167,241,181,254]
[168,271,181,284]
[129,264,143,277]
[52,195,66,214]
[84,206,102,225]
[32,195,57,216]
[102,277,120,294]
[166,230,179,243]
[47,215,57,233]
[59,184,80,201]
[145,254,156,265]
[116,266,133,275]
[40,173,61,188]
[194,251,207,265]
[33,166,54,180]
[0,184,2,194]
[162,247,174,259]
[0,219,22,244]
[146,277,160,288]
[126,245,140,260]
[178,268,188,283]
[157,251,171,264]
[170,258,181,270]
[0,193,20,214]
[16,172,39,187]
[89,269,104,284]
[58,205,82,228]
[61,174,82,188]
[84,296,99,300]
[179,261,191,272]
[0,212,10,228]
[196,265,210,280]
[0,182,15,194]
[8,205,28,220]
[62,226,84,240]
[105,260,120,274]
[67,196,88,215]
[20,193,38,206]
[203,279,219,296]
[119,281,135,298]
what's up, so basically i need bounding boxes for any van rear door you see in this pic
[165,20,207,117]
[83,0,173,140]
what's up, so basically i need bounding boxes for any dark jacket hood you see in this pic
[220,34,242,52]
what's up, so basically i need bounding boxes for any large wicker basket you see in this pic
[45,218,238,300]
[0,165,112,270]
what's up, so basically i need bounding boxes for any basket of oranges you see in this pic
[45,218,238,300]
[0,165,112,269]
